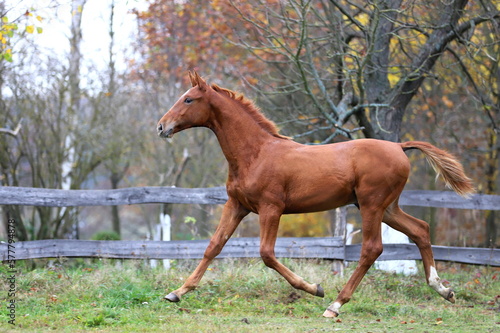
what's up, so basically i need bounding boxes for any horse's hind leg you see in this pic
[383,203,455,303]
[323,207,385,317]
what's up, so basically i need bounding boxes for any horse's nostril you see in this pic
[157,124,163,132]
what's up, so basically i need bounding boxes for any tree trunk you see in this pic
[362,0,469,142]
[363,0,402,140]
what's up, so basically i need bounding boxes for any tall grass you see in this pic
[1,258,498,332]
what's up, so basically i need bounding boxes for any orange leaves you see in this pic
[441,96,454,109]
[135,0,238,79]
[133,0,274,87]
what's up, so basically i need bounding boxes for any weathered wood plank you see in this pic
[2,238,498,266]
[0,237,344,261]
[345,243,500,266]
[399,190,500,210]
[1,186,498,210]
[0,186,228,206]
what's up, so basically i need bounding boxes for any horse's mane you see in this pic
[211,83,289,140]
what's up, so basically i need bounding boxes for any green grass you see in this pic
[1,258,498,332]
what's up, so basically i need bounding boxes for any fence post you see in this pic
[375,223,418,275]
[150,213,171,270]
[332,206,347,275]
[160,214,171,270]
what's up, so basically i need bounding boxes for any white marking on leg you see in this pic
[332,302,342,312]
[428,266,450,298]
[323,301,342,317]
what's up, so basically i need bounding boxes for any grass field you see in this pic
[1,258,499,332]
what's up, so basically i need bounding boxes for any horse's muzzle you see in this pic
[157,123,174,138]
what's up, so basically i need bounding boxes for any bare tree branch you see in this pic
[0,118,22,137]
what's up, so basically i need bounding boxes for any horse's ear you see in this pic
[189,71,197,87]
[192,71,208,91]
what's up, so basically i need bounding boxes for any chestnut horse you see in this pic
[157,71,474,317]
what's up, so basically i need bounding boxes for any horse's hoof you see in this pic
[446,290,456,304]
[165,292,180,302]
[315,284,325,298]
[322,308,338,318]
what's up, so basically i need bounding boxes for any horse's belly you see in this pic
[283,180,355,214]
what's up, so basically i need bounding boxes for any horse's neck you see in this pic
[210,102,275,173]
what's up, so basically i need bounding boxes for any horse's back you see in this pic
[271,139,410,213]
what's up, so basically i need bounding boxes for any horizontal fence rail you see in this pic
[0,186,228,207]
[1,186,499,267]
[1,237,344,261]
[2,238,499,266]
[1,186,499,210]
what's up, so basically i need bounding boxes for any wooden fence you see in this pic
[1,186,499,266]
[1,186,500,209]
[2,238,499,266]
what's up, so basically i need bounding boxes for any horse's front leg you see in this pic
[258,204,324,298]
[165,197,249,302]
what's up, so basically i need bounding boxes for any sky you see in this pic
[5,0,147,76]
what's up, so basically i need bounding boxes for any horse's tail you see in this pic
[400,141,475,197]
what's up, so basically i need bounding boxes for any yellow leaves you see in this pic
[0,16,17,62]
[387,66,401,88]
[72,5,83,15]
[1,17,18,37]
[356,13,370,27]
[25,10,44,34]
[25,25,42,34]
[0,11,44,61]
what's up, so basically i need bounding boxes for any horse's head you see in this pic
[157,71,212,138]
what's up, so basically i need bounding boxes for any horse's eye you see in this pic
[184,97,193,104]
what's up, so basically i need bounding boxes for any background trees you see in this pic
[0,0,498,247]
[219,0,498,143]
